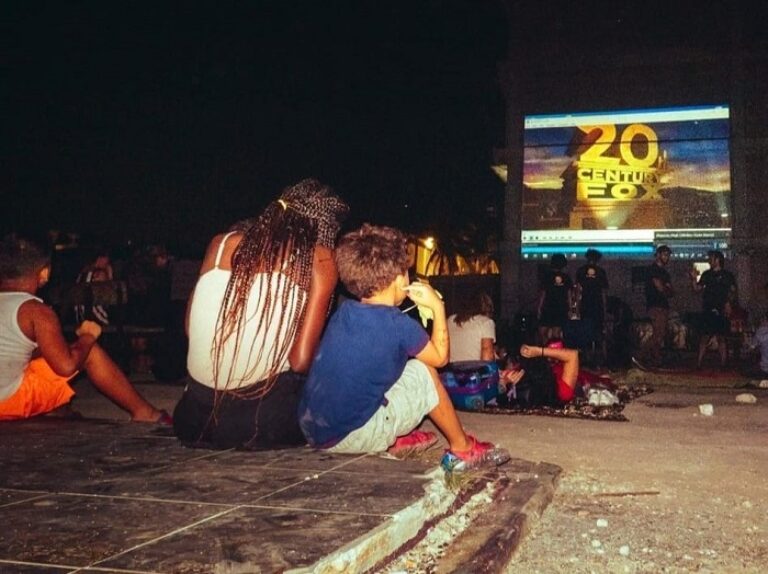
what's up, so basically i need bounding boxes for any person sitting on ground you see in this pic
[447,290,496,362]
[0,235,169,423]
[298,224,510,472]
[74,250,114,326]
[173,179,349,449]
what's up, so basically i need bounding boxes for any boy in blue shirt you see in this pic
[299,224,509,472]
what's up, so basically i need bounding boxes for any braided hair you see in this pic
[212,179,348,399]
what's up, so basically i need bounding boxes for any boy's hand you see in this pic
[403,282,443,310]
[76,320,102,340]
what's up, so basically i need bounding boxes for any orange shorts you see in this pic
[0,358,76,420]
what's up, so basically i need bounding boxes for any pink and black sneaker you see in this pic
[387,430,438,458]
[440,435,510,472]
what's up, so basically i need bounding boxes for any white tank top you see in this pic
[186,232,306,389]
[0,292,40,401]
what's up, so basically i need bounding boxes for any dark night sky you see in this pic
[4,1,508,253]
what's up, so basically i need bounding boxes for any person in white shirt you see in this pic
[173,179,348,449]
[0,236,168,423]
[447,291,496,362]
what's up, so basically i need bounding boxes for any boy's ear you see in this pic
[37,265,51,288]
[396,272,409,291]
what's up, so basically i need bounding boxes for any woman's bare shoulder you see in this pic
[199,231,243,272]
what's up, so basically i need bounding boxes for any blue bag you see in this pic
[440,361,500,411]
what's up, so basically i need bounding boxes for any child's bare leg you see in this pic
[425,366,472,452]
[83,344,162,421]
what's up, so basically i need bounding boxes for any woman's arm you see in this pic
[480,338,495,361]
[520,344,579,388]
[288,245,338,373]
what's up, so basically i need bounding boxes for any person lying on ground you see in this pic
[298,224,510,472]
[0,235,169,423]
[500,341,615,407]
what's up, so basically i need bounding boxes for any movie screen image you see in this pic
[522,105,731,259]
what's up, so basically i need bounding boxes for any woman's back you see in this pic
[447,314,495,362]
[187,264,304,388]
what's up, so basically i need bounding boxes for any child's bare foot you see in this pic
[131,408,173,425]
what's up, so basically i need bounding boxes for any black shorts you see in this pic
[173,372,307,450]
[700,310,729,336]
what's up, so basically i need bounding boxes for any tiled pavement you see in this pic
[0,418,439,573]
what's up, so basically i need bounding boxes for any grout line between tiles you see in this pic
[130,446,237,475]
[74,567,164,574]
[73,567,163,574]
[244,453,370,503]
[0,486,51,494]
[49,489,396,517]
[53,490,240,507]
[0,557,80,571]
[0,492,51,509]
[77,506,242,572]
[238,502,394,517]
[253,452,429,504]
[0,557,163,574]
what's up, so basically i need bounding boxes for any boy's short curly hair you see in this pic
[0,236,49,281]
[335,224,410,299]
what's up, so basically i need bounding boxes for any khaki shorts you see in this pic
[0,358,76,420]
[328,360,440,454]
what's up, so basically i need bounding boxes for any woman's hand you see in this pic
[501,368,525,385]
[520,344,541,359]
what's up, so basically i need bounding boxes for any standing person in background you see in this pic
[173,179,349,449]
[575,248,609,365]
[447,291,496,362]
[643,245,674,367]
[689,250,737,368]
[536,253,572,345]
[742,311,768,379]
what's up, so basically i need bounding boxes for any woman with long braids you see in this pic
[173,179,348,449]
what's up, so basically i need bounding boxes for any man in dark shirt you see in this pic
[690,250,737,368]
[645,245,674,366]
[575,249,609,362]
[537,254,573,344]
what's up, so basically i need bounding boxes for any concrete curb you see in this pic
[289,468,456,574]
[291,459,561,574]
[434,461,562,573]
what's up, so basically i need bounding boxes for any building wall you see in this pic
[497,21,768,325]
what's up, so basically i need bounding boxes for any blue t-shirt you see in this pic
[298,300,429,447]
